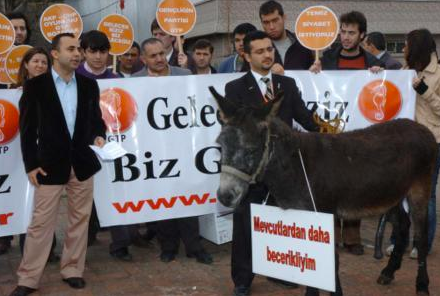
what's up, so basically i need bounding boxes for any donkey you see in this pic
[209,86,436,296]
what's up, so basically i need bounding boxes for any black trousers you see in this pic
[88,201,140,253]
[0,234,56,255]
[157,216,202,254]
[231,184,269,287]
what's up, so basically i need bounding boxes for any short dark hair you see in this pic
[366,32,386,51]
[193,39,214,54]
[340,11,367,36]
[140,38,163,54]
[51,33,76,50]
[406,28,437,72]
[243,30,271,54]
[131,41,140,53]
[232,23,257,37]
[150,18,161,34]
[259,0,284,18]
[6,11,31,44]
[80,30,110,51]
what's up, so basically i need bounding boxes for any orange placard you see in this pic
[5,45,32,84]
[40,3,83,43]
[100,87,138,133]
[98,14,134,56]
[358,80,402,123]
[295,6,339,50]
[0,13,16,55]
[0,52,13,85]
[156,0,197,36]
[0,99,20,145]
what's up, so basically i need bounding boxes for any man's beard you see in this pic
[343,41,361,52]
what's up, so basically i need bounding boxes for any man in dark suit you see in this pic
[9,33,106,296]
[225,30,318,296]
[363,32,402,70]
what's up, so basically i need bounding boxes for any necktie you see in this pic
[261,77,274,103]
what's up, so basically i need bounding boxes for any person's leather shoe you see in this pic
[160,251,176,263]
[233,285,250,296]
[267,276,298,288]
[187,250,213,265]
[62,277,86,289]
[9,286,36,296]
[344,243,364,255]
[110,248,133,262]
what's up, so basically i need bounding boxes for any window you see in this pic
[386,41,405,54]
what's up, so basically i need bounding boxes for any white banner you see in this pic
[0,89,33,237]
[251,204,335,292]
[0,70,416,234]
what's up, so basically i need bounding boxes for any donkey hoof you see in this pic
[376,274,394,285]
[416,291,429,296]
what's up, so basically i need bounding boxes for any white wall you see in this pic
[65,0,162,43]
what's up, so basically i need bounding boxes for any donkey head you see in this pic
[209,86,283,208]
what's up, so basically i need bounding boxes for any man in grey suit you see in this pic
[132,38,213,265]
[363,32,402,70]
[133,38,191,77]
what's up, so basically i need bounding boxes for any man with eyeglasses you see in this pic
[224,30,319,296]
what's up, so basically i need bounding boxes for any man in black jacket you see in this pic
[259,1,314,72]
[362,32,402,70]
[9,33,106,296]
[309,11,383,256]
[226,30,319,296]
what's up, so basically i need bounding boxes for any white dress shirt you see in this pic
[251,70,273,97]
[52,68,78,138]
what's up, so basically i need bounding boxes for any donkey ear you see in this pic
[209,86,237,121]
[269,90,284,118]
[259,90,284,121]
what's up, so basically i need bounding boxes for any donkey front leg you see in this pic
[304,250,343,296]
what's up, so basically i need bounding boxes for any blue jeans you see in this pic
[428,144,440,252]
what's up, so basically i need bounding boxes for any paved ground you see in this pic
[1,202,439,296]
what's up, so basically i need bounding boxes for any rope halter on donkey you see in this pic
[221,124,273,185]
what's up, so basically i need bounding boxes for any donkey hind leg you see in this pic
[374,213,389,259]
[410,201,430,295]
[377,204,410,285]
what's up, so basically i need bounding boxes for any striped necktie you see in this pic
[261,77,274,103]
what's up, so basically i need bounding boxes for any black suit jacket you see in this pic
[19,71,106,184]
[225,71,319,132]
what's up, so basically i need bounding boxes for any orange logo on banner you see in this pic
[0,52,13,85]
[0,13,15,55]
[156,0,197,36]
[0,99,19,145]
[6,45,32,84]
[295,6,339,50]
[40,4,83,42]
[100,88,138,133]
[358,80,402,123]
[98,14,134,56]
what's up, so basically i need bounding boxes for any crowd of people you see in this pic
[0,1,439,296]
